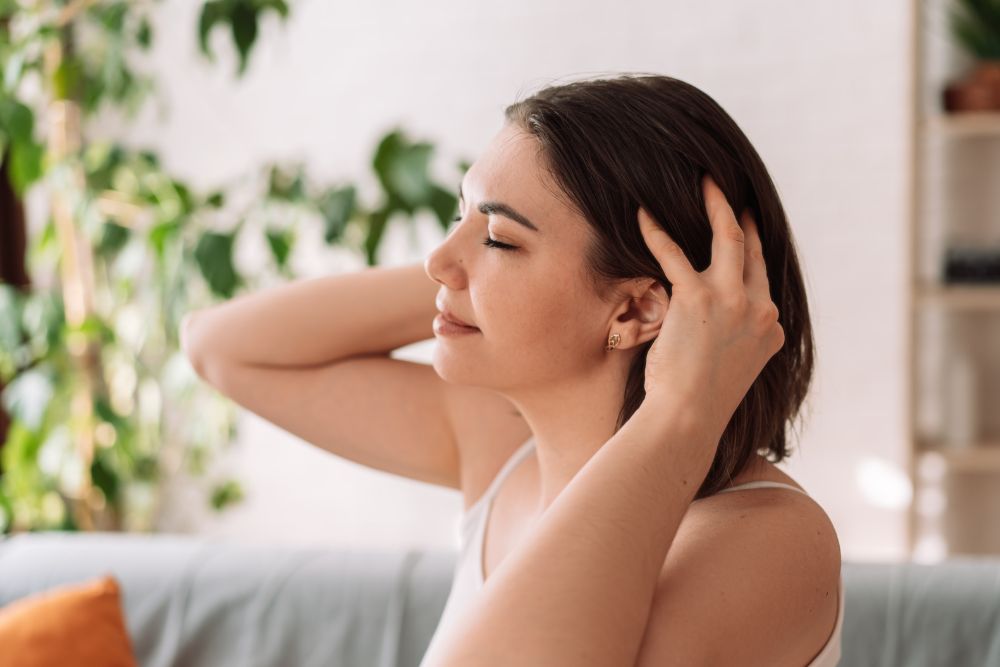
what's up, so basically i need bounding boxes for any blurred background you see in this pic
[1,0,998,566]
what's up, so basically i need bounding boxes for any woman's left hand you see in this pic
[637,174,785,443]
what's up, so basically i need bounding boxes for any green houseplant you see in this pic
[943,0,1000,111]
[0,1,465,534]
[950,0,1000,60]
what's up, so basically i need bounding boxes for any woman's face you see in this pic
[424,122,618,392]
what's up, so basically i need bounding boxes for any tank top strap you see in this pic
[466,437,535,515]
[716,480,810,496]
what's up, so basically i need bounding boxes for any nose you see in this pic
[424,219,469,290]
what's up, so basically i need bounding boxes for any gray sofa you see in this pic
[1,532,999,666]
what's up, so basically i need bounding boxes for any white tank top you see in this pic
[420,438,844,666]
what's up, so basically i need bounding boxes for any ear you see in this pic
[608,279,668,350]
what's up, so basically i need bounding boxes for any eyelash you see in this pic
[451,214,518,251]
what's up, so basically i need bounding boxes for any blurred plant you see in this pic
[949,0,1000,60]
[198,0,290,75]
[0,1,465,534]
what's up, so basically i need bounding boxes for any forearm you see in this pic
[428,398,716,667]
[181,261,438,368]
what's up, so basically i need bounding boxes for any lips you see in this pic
[439,307,478,329]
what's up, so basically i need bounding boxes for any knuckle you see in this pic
[726,225,745,244]
[754,301,779,331]
[772,324,786,352]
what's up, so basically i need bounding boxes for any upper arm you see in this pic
[190,351,463,489]
[633,495,842,667]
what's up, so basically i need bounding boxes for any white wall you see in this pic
[100,0,915,561]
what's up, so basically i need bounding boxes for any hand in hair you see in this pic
[637,173,784,445]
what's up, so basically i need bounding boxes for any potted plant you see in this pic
[942,0,1000,111]
[0,2,466,535]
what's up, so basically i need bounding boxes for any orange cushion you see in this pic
[0,575,138,667]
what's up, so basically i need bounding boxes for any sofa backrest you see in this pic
[3,532,1000,666]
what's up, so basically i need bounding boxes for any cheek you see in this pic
[510,293,602,355]
[473,261,605,353]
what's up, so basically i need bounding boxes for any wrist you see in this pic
[633,394,718,454]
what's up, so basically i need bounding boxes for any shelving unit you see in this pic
[907,2,1000,560]
[923,112,1000,137]
[919,284,1000,310]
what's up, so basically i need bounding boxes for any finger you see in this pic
[702,174,744,288]
[638,207,699,288]
[740,211,771,298]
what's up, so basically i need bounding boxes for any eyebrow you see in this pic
[458,180,540,232]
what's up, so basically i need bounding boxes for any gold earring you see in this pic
[606,332,621,351]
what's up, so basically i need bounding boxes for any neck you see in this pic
[502,355,646,513]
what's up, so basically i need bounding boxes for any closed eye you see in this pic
[482,236,517,251]
[451,214,518,251]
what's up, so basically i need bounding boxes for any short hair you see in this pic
[504,73,815,499]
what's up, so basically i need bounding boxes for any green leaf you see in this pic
[21,291,65,352]
[427,184,458,230]
[372,130,437,212]
[8,138,44,195]
[96,221,131,256]
[138,149,160,169]
[172,180,195,215]
[210,478,244,511]
[91,449,121,508]
[259,0,290,19]
[69,314,115,346]
[93,397,121,426]
[949,0,1000,59]
[317,184,356,244]
[198,0,290,75]
[95,2,127,32]
[364,207,390,266]
[137,17,153,49]
[0,488,12,534]
[194,230,242,298]
[265,227,294,269]
[267,164,306,201]
[134,456,158,482]
[1,420,41,472]
[198,1,229,61]
[51,58,83,101]
[205,190,225,207]
[5,101,34,145]
[149,219,182,260]
[231,2,259,76]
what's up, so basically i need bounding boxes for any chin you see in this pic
[432,345,509,391]
[431,347,478,385]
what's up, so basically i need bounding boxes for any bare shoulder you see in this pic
[634,484,842,667]
[441,383,532,512]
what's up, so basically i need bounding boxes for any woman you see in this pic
[183,73,842,666]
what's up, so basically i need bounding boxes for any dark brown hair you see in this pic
[504,73,815,499]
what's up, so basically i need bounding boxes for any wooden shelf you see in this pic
[923,112,1000,137]
[909,3,1000,558]
[917,284,1000,310]
[918,444,1000,473]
